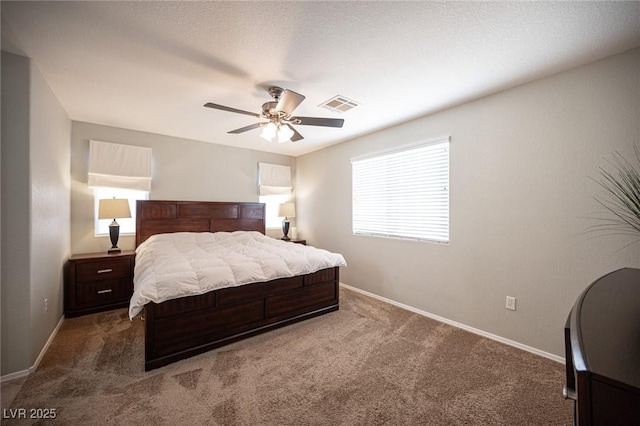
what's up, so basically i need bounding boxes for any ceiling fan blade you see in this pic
[228,123,265,134]
[291,116,344,128]
[286,124,304,142]
[275,90,305,115]
[204,102,261,118]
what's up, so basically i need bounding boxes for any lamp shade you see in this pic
[278,203,296,218]
[98,198,131,220]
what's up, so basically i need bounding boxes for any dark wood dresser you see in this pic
[64,250,135,317]
[564,267,640,425]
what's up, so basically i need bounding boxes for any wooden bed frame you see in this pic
[136,200,340,371]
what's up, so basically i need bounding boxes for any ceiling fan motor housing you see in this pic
[262,101,281,118]
[263,87,289,119]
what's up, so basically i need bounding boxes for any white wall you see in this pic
[70,122,295,254]
[29,59,71,365]
[296,47,640,358]
[1,51,71,376]
[1,52,32,375]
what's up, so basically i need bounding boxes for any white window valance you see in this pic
[88,140,152,191]
[258,162,292,196]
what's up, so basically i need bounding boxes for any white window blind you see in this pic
[88,140,152,191]
[258,163,292,196]
[352,137,449,243]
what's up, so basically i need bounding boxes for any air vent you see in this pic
[319,95,360,113]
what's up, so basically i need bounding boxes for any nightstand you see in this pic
[64,250,135,317]
[288,239,307,245]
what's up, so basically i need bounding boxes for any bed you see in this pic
[135,200,344,371]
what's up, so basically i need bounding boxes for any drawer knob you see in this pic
[97,269,113,274]
[97,289,113,294]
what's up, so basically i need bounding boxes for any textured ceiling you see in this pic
[2,1,639,157]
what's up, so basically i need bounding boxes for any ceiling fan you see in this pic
[204,87,344,143]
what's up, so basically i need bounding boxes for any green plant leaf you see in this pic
[590,145,640,244]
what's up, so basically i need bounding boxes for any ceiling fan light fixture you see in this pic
[277,125,294,143]
[260,122,292,143]
[260,122,278,142]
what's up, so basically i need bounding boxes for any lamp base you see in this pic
[281,220,291,241]
[108,221,121,254]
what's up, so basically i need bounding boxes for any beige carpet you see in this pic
[6,288,573,425]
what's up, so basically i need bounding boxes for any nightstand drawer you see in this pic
[75,278,132,306]
[76,259,131,282]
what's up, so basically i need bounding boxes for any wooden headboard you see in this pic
[136,200,265,247]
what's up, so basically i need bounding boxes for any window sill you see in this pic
[95,233,136,238]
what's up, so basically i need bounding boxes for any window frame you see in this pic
[351,136,450,244]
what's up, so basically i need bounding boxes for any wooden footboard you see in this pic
[144,267,339,371]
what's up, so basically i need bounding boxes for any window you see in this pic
[260,194,291,229]
[258,162,293,229]
[88,140,153,236]
[352,137,449,243]
[94,187,148,236]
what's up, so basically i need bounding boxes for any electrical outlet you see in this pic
[44,298,48,313]
[506,296,516,311]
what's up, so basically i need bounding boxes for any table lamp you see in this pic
[278,203,296,241]
[98,198,131,253]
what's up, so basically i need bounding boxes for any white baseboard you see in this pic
[1,314,65,383]
[339,282,565,364]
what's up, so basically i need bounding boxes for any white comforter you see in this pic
[129,231,347,319]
